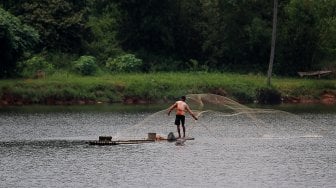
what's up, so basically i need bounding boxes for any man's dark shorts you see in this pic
[175,115,185,126]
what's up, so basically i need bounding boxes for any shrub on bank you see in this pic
[19,55,54,78]
[73,56,99,76]
[106,54,143,72]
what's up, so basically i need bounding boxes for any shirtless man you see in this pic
[167,96,198,138]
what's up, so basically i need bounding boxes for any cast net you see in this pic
[115,93,324,140]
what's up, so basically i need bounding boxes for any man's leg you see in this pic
[175,115,182,138]
[182,125,185,138]
[181,115,186,138]
[177,125,181,138]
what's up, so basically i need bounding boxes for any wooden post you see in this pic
[267,0,278,87]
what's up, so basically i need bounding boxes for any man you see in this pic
[167,96,198,138]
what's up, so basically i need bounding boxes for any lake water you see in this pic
[0,104,336,188]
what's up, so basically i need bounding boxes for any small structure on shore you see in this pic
[298,70,332,78]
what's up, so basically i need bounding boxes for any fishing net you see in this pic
[115,93,324,140]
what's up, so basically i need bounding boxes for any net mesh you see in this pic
[115,94,324,140]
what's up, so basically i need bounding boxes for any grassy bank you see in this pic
[1,72,336,105]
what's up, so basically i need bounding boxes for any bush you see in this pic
[73,56,99,76]
[20,55,54,78]
[106,54,143,72]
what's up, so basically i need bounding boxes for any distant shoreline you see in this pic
[1,72,336,106]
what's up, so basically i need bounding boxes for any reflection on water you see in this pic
[0,105,336,187]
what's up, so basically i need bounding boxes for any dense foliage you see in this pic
[1,0,336,78]
[4,0,90,53]
[0,7,39,78]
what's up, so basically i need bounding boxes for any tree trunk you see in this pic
[267,0,278,87]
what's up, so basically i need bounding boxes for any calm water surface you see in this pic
[0,105,336,188]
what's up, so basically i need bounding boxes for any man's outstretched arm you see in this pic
[167,103,177,115]
[186,105,198,120]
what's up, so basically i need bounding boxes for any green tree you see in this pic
[2,0,335,75]
[273,0,336,75]
[201,0,273,71]
[14,0,90,53]
[116,0,176,57]
[86,0,122,64]
[0,7,39,78]
[172,0,205,62]
[314,0,336,69]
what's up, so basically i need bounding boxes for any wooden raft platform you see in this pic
[87,135,194,146]
[88,139,155,145]
[166,137,195,141]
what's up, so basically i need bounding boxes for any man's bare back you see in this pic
[167,96,197,138]
[168,97,197,118]
[174,100,189,115]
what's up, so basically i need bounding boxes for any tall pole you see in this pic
[267,0,278,87]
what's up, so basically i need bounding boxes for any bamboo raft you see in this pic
[88,138,155,145]
[88,134,194,146]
